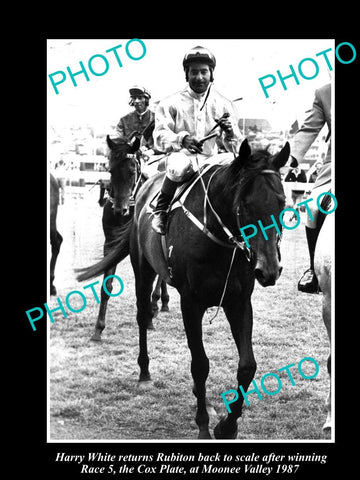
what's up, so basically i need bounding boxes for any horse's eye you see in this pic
[242,201,250,212]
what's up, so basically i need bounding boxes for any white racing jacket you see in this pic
[153,84,242,157]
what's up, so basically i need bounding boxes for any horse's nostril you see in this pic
[254,268,277,287]
[254,268,265,285]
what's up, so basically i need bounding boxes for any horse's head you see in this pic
[106,135,141,215]
[232,139,290,286]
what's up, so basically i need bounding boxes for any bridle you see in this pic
[178,165,283,323]
[178,166,283,263]
[203,166,253,261]
[235,169,283,262]
[108,150,142,209]
[129,153,143,206]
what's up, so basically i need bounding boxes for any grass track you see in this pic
[49,188,331,441]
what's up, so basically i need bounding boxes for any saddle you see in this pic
[147,163,214,216]
[146,163,216,279]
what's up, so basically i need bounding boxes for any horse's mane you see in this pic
[218,149,271,191]
[237,149,273,191]
[216,149,284,208]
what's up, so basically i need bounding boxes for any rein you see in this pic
[129,154,143,205]
[178,165,282,323]
[203,167,253,260]
[235,169,283,260]
[178,163,254,261]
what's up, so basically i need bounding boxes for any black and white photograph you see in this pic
[20,36,355,476]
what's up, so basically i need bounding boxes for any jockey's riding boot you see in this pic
[297,226,320,293]
[151,176,178,235]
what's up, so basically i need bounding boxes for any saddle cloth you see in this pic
[146,162,215,216]
[145,163,219,279]
[145,152,235,278]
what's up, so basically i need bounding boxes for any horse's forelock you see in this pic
[221,149,281,208]
[245,149,272,171]
[108,137,132,166]
[222,149,272,191]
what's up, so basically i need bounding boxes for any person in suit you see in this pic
[290,83,332,293]
[284,166,307,218]
[308,161,323,183]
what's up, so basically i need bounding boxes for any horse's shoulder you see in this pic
[136,173,164,213]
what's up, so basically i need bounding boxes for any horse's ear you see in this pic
[106,135,116,150]
[130,136,141,153]
[272,142,290,170]
[231,138,251,172]
[239,138,251,162]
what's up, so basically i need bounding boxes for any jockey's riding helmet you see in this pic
[129,86,151,99]
[182,46,216,82]
[182,46,216,70]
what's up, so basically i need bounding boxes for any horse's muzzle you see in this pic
[254,265,283,287]
[113,204,130,216]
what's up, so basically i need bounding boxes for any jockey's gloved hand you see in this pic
[217,116,234,137]
[182,135,203,154]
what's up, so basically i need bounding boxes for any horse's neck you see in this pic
[202,168,236,233]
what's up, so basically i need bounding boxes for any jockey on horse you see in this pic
[151,45,243,235]
[99,85,155,206]
[116,85,154,144]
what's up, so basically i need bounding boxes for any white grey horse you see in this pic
[314,212,333,432]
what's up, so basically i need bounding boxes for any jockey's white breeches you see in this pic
[165,149,235,182]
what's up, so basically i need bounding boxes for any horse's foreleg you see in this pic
[180,295,210,439]
[91,265,116,341]
[50,230,63,296]
[133,256,157,382]
[215,298,256,439]
[151,276,162,318]
[160,280,170,312]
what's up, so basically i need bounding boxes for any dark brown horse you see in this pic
[50,174,63,295]
[78,139,290,439]
[91,135,169,341]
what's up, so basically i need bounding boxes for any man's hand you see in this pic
[217,116,234,137]
[182,135,203,154]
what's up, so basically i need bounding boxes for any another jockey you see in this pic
[290,83,332,293]
[116,86,155,149]
[151,46,242,235]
